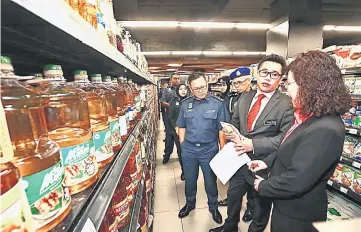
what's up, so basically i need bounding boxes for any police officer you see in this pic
[160,74,180,164]
[177,73,229,224]
[218,67,254,222]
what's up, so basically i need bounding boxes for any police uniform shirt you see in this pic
[228,92,241,116]
[160,86,178,104]
[176,95,230,143]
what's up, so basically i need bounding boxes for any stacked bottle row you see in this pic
[0,56,142,232]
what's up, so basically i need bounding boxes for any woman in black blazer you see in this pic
[249,50,352,232]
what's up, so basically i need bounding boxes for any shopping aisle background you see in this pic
[153,120,270,232]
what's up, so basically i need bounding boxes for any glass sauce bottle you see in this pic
[110,77,129,140]
[119,77,135,129]
[39,65,98,195]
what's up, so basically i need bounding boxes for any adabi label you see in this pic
[60,139,98,187]
[93,128,114,163]
[23,161,71,228]
[113,198,130,224]
[110,120,121,147]
[0,180,35,232]
[119,115,128,136]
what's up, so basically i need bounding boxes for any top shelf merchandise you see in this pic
[1,0,153,84]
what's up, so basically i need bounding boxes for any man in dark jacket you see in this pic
[160,74,180,164]
[218,67,254,223]
[168,83,189,180]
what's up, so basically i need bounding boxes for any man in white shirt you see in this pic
[210,54,294,232]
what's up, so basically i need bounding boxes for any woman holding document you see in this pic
[249,51,352,232]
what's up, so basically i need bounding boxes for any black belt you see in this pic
[185,140,217,147]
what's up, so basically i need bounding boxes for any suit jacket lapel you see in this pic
[242,91,257,134]
[253,91,280,130]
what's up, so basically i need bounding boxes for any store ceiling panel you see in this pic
[113,0,361,74]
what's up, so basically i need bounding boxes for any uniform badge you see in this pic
[188,102,193,109]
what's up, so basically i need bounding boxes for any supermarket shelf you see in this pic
[327,179,361,204]
[342,66,361,75]
[1,0,153,84]
[340,155,361,170]
[345,126,361,136]
[128,179,145,232]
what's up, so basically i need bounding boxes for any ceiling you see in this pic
[113,0,361,76]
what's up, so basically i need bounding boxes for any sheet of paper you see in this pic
[210,142,251,185]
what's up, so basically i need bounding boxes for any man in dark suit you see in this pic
[218,67,255,223]
[210,54,294,232]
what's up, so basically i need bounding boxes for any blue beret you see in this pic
[230,67,251,80]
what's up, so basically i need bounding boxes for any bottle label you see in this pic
[0,180,35,232]
[131,172,138,189]
[146,179,152,193]
[22,161,71,228]
[112,197,130,223]
[119,115,128,136]
[60,139,98,187]
[93,128,114,163]
[110,120,121,148]
[108,220,118,232]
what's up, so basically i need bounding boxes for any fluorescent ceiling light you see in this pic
[166,69,177,71]
[323,25,361,32]
[167,63,181,67]
[142,51,171,55]
[214,68,227,71]
[119,21,270,29]
[148,67,161,69]
[171,51,202,55]
[120,21,179,28]
[142,51,266,56]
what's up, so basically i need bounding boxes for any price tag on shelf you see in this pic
[348,128,358,135]
[340,186,348,194]
[81,218,96,232]
[352,161,361,169]
[327,180,333,186]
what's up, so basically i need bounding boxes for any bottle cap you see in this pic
[74,70,88,80]
[0,56,15,74]
[91,74,102,82]
[103,76,112,83]
[44,64,64,79]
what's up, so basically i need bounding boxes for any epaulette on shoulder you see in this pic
[211,95,224,102]
[181,96,193,102]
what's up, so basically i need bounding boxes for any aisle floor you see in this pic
[153,121,270,232]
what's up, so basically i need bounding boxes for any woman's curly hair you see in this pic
[287,50,351,117]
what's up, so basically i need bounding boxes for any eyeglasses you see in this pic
[192,85,207,93]
[284,80,296,88]
[232,79,249,86]
[258,70,282,79]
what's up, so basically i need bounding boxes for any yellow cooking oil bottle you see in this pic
[109,76,129,141]
[39,65,98,195]
[0,57,71,231]
[119,76,136,129]
[90,75,121,153]
[73,71,114,168]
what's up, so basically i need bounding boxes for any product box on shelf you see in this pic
[352,170,361,194]
[341,166,355,188]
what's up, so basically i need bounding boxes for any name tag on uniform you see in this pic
[206,109,216,113]
[264,120,277,126]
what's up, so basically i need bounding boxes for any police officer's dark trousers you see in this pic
[224,163,271,232]
[163,111,176,161]
[181,140,219,211]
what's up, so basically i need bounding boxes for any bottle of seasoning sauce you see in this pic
[112,178,130,229]
[122,163,134,206]
[128,149,139,195]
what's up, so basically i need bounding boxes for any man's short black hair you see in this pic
[188,72,206,84]
[171,73,180,79]
[258,54,287,74]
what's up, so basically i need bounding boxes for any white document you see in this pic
[210,142,251,185]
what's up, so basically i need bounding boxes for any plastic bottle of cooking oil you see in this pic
[39,65,98,196]
[73,72,114,168]
[1,101,36,232]
[109,77,129,139]
[0,57,71,231]
[128,79,141,120]
[91,75,121,153]
[119,77,136,128]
